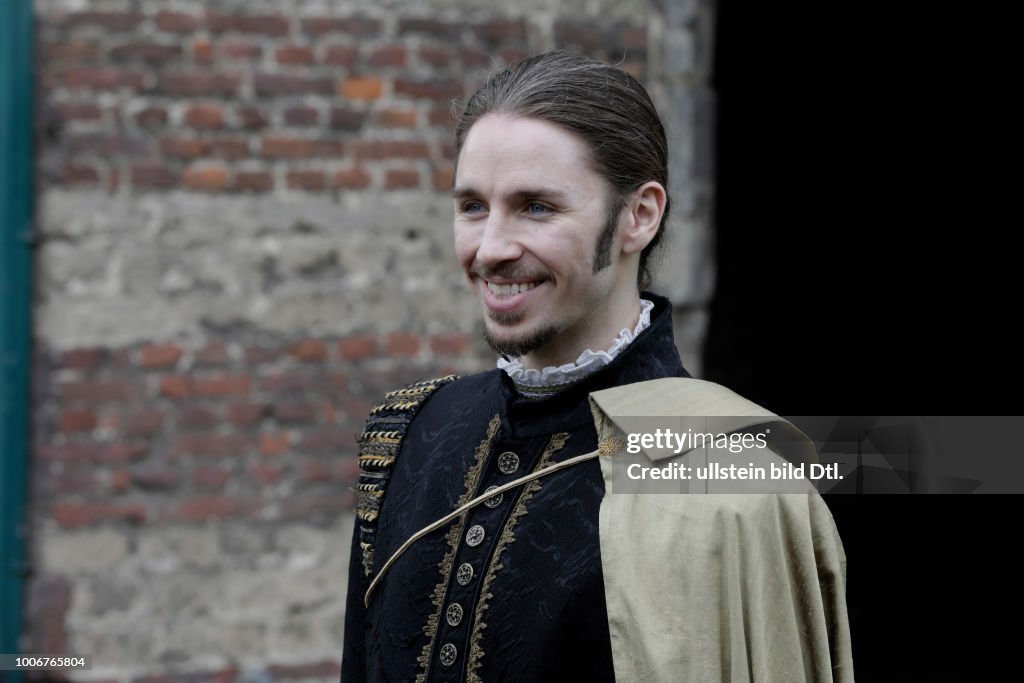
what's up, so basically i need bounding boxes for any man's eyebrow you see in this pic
[451,187,569,202]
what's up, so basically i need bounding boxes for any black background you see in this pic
[706,3,1016,679]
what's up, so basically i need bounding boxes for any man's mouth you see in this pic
[485,281,541,298]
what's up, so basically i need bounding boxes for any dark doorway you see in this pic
[706,2,1013,678]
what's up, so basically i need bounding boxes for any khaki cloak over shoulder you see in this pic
[589,378,854,682]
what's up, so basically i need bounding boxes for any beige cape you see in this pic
[589,378,854,682]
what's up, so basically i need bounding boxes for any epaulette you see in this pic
[355,374,459,577]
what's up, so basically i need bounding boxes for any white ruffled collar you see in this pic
[498,299,654,395]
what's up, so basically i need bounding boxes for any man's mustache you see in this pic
[469,261,551,282]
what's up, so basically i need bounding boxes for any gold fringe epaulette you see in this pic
[355,374,459,577]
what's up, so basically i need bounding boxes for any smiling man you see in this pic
[342,51,851,683]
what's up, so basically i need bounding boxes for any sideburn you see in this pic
[593,194,626,273]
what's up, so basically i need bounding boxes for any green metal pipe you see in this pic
[1,0,36,670]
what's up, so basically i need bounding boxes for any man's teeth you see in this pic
[487,281,539,297]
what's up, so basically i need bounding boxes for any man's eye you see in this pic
[525,202,551,215]
[461,201,485,214]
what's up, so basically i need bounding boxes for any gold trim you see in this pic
[465,432,571,683]
[415,414,501,683]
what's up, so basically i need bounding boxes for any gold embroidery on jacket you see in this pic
[465,432,571,683]
[415,414,501,683]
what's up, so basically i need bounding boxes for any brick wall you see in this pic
[26,0,712,680]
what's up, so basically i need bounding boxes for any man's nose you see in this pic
[476,212,523,265]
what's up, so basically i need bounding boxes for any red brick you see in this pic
[261,432,291,456]
[53,502,147,527]
[339,457,361,482]
[221,41,263,60]
[323,45,359,67]
[156,11,200,34]
[233,171,273,192]
[53,163,101,186]
[267,661,341,680]
[119,409,164,437]
[387,332,421,356]
[301,17,381,36]
[289,339,328,361]
[299,429,351,454]
[185,104,225,129]
[58,348,106,370]
[276,45,314,65]
[206,13,290,36]
[398,18,461,39]
[160,375,190,398]
[135,106,168,128]
[174,433,252,457]
[432,165,454,191]
[183,37,209,60]
[131,468,180,491]
[67,11,143,32]
[59,409,97,433]
[250,463,284,485]
[385,168,420,190]
[353,140,430,160]
[38,469,101,497]
[623,25,648,50]
[340,77,383,101]
[193,374,251,397]
[157,72,240,96]
[245,345,279,364]
[473,19,527,44]
[329,108,366,131]
[160,137,209,159]
[299,459,340,483]
[63,67,145,91]
[236,105,269,129]
[177,405,219,429]
[333,168,371,189]
[259,371,318,393]
[227,402,266,426]
[430,332,469,356]
[338,335,377,360]
[58,378,143,403]
[65,133,146,156]
[109,468,131,492]
[261,136,344,159]
[211,138,250,160]
[133,669,238,683]
[178,497,249,521]
[43,41,101,62]
[53,102,102,121]
[273,401,317,424]
[394,78,462,102]
[109,42,182,64]
[184,162,230,192]
[39,441,147,463]
[375,109,418,128]
[501,48,529,64]
[284,106,319,127]
[193,466,232,490]
[418,46,452,68]
[139,343,183,368]
[254,73,334,96]
[193,342,229,366]
[369,46,407,67]
[283,494,355,518]
[342,398,375,421]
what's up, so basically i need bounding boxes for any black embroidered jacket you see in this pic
[342,294,689,682]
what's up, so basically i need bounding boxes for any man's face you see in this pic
[453,114,630,366]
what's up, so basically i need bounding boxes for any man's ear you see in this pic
[620,181,667,255]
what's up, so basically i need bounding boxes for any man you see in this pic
[342,51,852,682]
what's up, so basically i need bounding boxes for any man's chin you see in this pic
[482,322,558,358]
